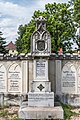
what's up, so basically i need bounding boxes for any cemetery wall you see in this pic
[0,58,28,95]
[0,54,80,106]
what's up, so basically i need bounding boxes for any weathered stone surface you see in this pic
[18,106,64,119]
[28,92,54,107]
[0,64,7,93]
[31,81,51,92]
[8,63,22,93]
[61,62,77,94]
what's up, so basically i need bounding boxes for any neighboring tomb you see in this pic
[8,63,22,93]
[0,64,7,93]
[61,62,77,94]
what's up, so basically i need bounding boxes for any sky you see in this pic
[0,0,69,44]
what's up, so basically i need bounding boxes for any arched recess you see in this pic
[8,63,22,93]
[0,64,7,93]
[31,31,40,53]
[42,31,51,53]
[61,62,77,94]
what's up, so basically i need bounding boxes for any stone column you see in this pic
[56,60,62,95]
[21,61,28,94]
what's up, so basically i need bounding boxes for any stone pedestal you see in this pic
[28,92,54,107]
[31,81,51,92]
[18,58,64,119]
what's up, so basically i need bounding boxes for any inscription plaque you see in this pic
[36,60,46,77]
[28,92,54,107]
[0,64,6,93]
[8,63,22,93]
[61,63,76,94]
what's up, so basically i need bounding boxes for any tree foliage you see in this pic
[73,0,80,24]
[16,2,77,53]
[0,31,7,54]
[73,0,80,50]
[16,22,35,53]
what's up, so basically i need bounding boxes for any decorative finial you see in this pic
[35,16,47,30]
[35,16,47,23]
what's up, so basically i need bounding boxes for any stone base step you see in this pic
[18,106,64,119]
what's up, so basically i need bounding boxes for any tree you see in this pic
[73,0,80,24]
[0,31,7,54]
[16,2,77,53]
[45,3,76,53]
[16,25,27,53]
[73,0,80,50]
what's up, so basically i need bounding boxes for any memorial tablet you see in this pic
[8,63,22,93]
[61,62,77,94]
[36,60,46,77]
[0,64,7,93]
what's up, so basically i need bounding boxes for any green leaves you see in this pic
[16,2,77,53]
[16,20,35,53]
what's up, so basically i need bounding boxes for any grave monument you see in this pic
[18,16,63,119]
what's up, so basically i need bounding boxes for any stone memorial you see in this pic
[8,63,22,93]
[61,62,77,94]
[61,62,80,106]
[18,16,63,119]
[0,64,7,93]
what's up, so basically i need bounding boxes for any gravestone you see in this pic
[61,62,77,94]
[8,63,22,93]
[0,64,7,93]
[18,16,63,119]
[0,64,7,106]
[61,62,80,106]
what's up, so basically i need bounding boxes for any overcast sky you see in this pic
[0,0,69,43]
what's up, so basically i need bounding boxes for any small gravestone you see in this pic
[0,64,7,93]
[18,16,63,119]
[0,64,7,106]
[8,63,22,93]
[61,62,80,106]
[61,62,77,94]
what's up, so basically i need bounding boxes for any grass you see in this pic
[12,118,23,120]
[0,103,80,120]
[0,109,23,120]
[0,106,23,120]
[61,102,79,120]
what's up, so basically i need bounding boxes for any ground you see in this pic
[0,105,20,120]
[70,108,80,120]
[0,105,80,120]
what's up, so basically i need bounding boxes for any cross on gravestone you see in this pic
[37,84,45,91]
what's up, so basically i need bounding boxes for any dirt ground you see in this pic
[0,106,19,120]
[0,106,80,120]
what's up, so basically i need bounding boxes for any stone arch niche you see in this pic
[61,62,77,94]
[31,16,51,55]
[8,63,22,93]
[0,64,7,93]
